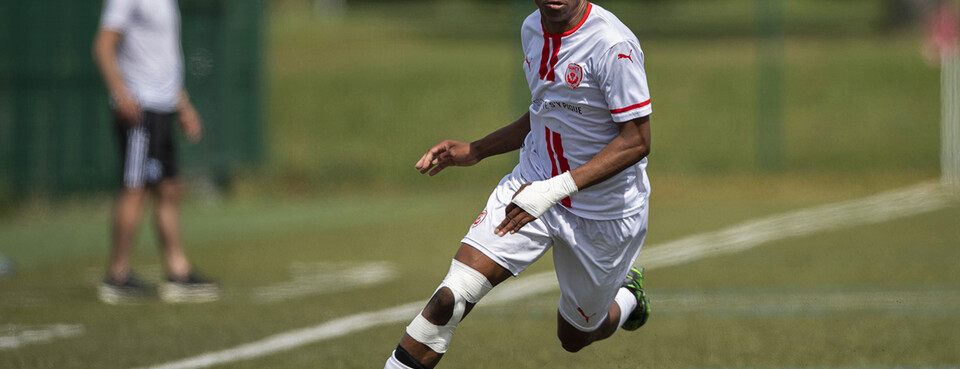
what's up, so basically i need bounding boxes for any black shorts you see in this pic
[115,111,179,188]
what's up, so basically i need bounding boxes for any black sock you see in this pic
[394,344,430,369]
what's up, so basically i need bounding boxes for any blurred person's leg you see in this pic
[153,179,220,303]
[109,111,150,283]
[108,186,147,282]
[100,186,153,304]
[142,111,195,282]
[154,178,190,280]
[146,112,219,303]
[101,110,155,304]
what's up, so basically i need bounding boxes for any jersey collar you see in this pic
[541,2,593,38]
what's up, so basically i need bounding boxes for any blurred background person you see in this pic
[92,0,219,304]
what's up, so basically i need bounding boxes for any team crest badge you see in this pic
[472,209,487,228]
[565,63,582,89]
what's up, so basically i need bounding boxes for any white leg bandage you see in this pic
[405,259,493,353]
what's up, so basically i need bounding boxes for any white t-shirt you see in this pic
[100,0,183,113]
[517,2,652,220]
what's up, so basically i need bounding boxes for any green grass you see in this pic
[2,173,957,368]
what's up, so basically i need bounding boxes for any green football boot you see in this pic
[620,266,650,331]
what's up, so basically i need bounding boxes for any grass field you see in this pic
[2,174,958,368]
[2,0,959,368]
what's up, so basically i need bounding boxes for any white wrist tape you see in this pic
[511,171,579,218]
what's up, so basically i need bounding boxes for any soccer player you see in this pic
[92,0,219,304]
[384,1,653,367]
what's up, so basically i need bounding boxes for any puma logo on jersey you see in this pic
[577,307,597,323]
[617,50,634,63]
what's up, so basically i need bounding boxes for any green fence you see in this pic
[0,0,264,202]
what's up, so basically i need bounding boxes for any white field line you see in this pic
[252,261,397,303]
[141,301,426,369]
[82,262,396,305]
[0,324,85,351]
[641,181,956,269]
[140,181,957,369]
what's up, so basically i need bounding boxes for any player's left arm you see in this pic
[496,116,650,236]
[177,90,202,142]
[570,115,650,189]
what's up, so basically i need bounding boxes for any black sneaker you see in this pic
[98,273,153,305]
[159,271,220,303]
[620,266,651,331]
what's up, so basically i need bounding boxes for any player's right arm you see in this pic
[416,112,531,176]
[93,29,140,125]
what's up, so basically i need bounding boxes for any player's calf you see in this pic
[386,344,431,369]
[556,309,621,353]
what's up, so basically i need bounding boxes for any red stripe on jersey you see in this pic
[546,36,561,82]
[609,100,651,114]
[539,35,562,81]
[539,35,552,80]
[545,127,572,208]
[545,127,560,177]
[551,130,572,208]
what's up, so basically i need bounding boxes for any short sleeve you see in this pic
[99,0,136,32]
[597,41,652,123]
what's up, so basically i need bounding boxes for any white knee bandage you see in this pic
[405,259,493,353]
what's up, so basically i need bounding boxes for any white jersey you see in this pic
[100,0,183,113]
[518,3,652,220]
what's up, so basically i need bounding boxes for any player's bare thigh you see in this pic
[452,244,513,286]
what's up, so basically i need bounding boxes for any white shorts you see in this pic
[462,168,648,332]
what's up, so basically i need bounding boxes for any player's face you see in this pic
[534,0,587,32]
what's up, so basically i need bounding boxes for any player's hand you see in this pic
[415,140,480,176]
[113,93,141,126]
[178,105,203,143]
[496,183,537,236]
